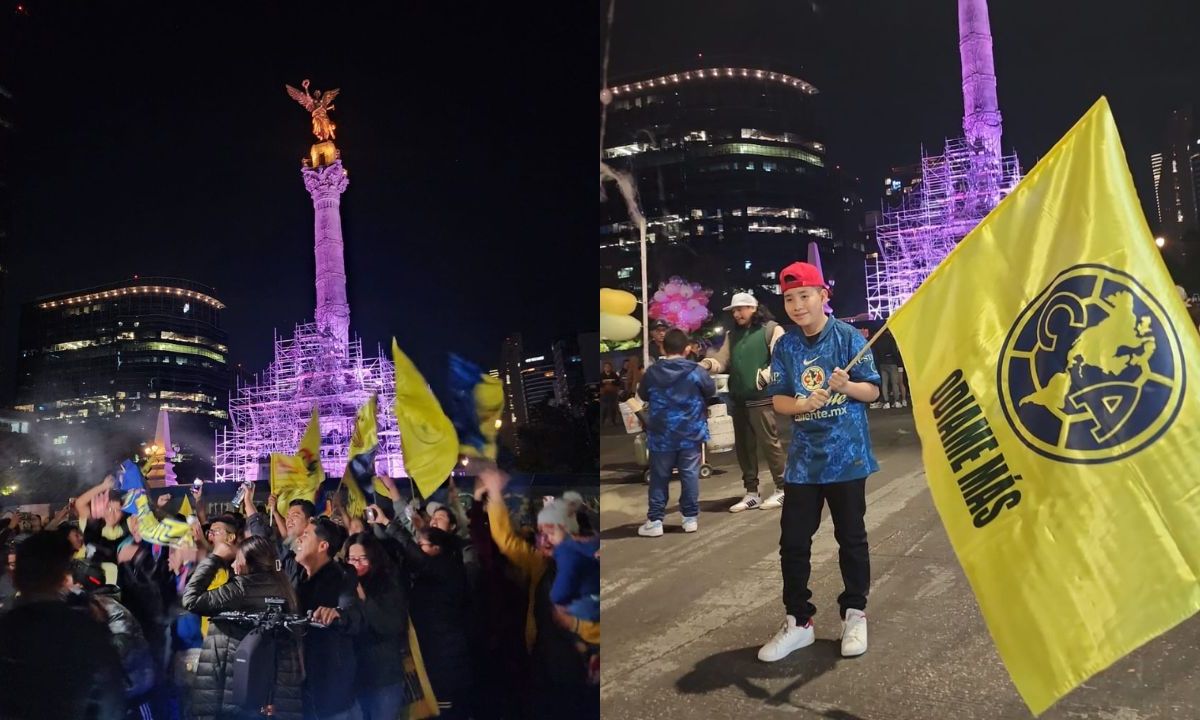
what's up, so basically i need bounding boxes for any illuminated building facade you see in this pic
[15,277,229,469]
[599,64,864,319]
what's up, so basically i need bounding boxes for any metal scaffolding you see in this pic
[865,138,1022,318]
[213,322,404,483]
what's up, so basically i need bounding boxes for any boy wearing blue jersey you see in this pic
[757,261,881,662]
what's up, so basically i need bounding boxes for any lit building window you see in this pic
[617,267,634,279]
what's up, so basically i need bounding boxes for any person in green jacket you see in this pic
[700,292,788,512]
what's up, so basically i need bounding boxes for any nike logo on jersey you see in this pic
[803,356,820,366]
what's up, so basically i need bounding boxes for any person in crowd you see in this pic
[344,530,414,720]
[621,356,644,400]
[247,489,313,588]
[293,516,363,720]
[636,328,717,536]
[758,261,880,663]
[0,543,16,614]
[370,501,474,719]
[543,501,599,629]
[873,328,907,409]
[648,318,670,362]
[60,520,87,558]
[182,535,304,720]
[600,361,622,427]
[480,469,599,720]
[464,483,534,720]
[75,474,131,564]
[69,559,158,715]
[699,292,787,513]
[0,531,125,720]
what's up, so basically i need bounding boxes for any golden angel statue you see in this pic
[286,79,341,142]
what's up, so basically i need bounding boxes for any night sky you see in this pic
[3,2,594,400]
[606,0,1200,225]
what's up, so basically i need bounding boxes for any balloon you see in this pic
[600,288,637,315]
[600,312,641,341]
[653,290,668,302]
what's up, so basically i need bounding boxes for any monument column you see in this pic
[302,155,351,351]
[959,0,1003,157]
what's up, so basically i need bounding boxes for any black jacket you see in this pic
[246,512,305,588]
[181,556,303,720]
[381,519,473,700]
[0,596,125,720]
[357,572,410,691]
[83,586,157,699]
[297,560,363,716]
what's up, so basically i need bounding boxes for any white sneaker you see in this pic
[882,402,892,409]
[682,516,698,533]
[900,400,908,408]
[761,490,785,510]
[729,493,761,513]
[869,402,882,409]
[841,609,868,657]
[638,520,663,537]
[757,615,814,662]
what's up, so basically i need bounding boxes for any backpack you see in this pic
[229,626,277,711]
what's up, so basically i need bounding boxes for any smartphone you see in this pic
[192,478,203,491]
[366,508,377,522]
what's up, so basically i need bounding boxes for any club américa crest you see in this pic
[997,264,1185,464]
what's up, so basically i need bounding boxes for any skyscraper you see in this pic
[16,277,229,474]
[1151,108,1198,243]
[600,62,858,321]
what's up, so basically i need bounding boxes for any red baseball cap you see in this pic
[779,261,831,295]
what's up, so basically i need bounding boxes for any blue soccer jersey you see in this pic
[765,317,882,485]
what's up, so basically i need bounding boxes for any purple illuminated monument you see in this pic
[865,0,1023,318]
[213,82,404,483]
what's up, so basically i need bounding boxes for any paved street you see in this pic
[599,410,1200,720]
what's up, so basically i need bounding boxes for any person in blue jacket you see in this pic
[636,328,717,537]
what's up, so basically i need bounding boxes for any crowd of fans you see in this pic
[0,467,599,720]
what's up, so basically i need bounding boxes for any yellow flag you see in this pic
[341,396,379,518]
[270,408,323,508]
[887,97,1200,714]
[462,374,504,460]
[392,339,458,499]
[178,493,194,518]
[126,491,194,548]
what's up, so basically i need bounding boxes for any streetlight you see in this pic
[1156,236,1166,248]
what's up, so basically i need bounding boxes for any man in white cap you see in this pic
[699,292,787,512]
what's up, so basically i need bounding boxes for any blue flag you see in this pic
[117,460,146,513]
[447,354,503,459]
[447,354,486,453]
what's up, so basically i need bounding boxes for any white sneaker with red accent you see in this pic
[841,609,868,657]
[757,615,814,662]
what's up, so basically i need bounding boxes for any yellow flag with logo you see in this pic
[887,97,1200,714]
[269,408,323,508]
[392,339,458,500]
